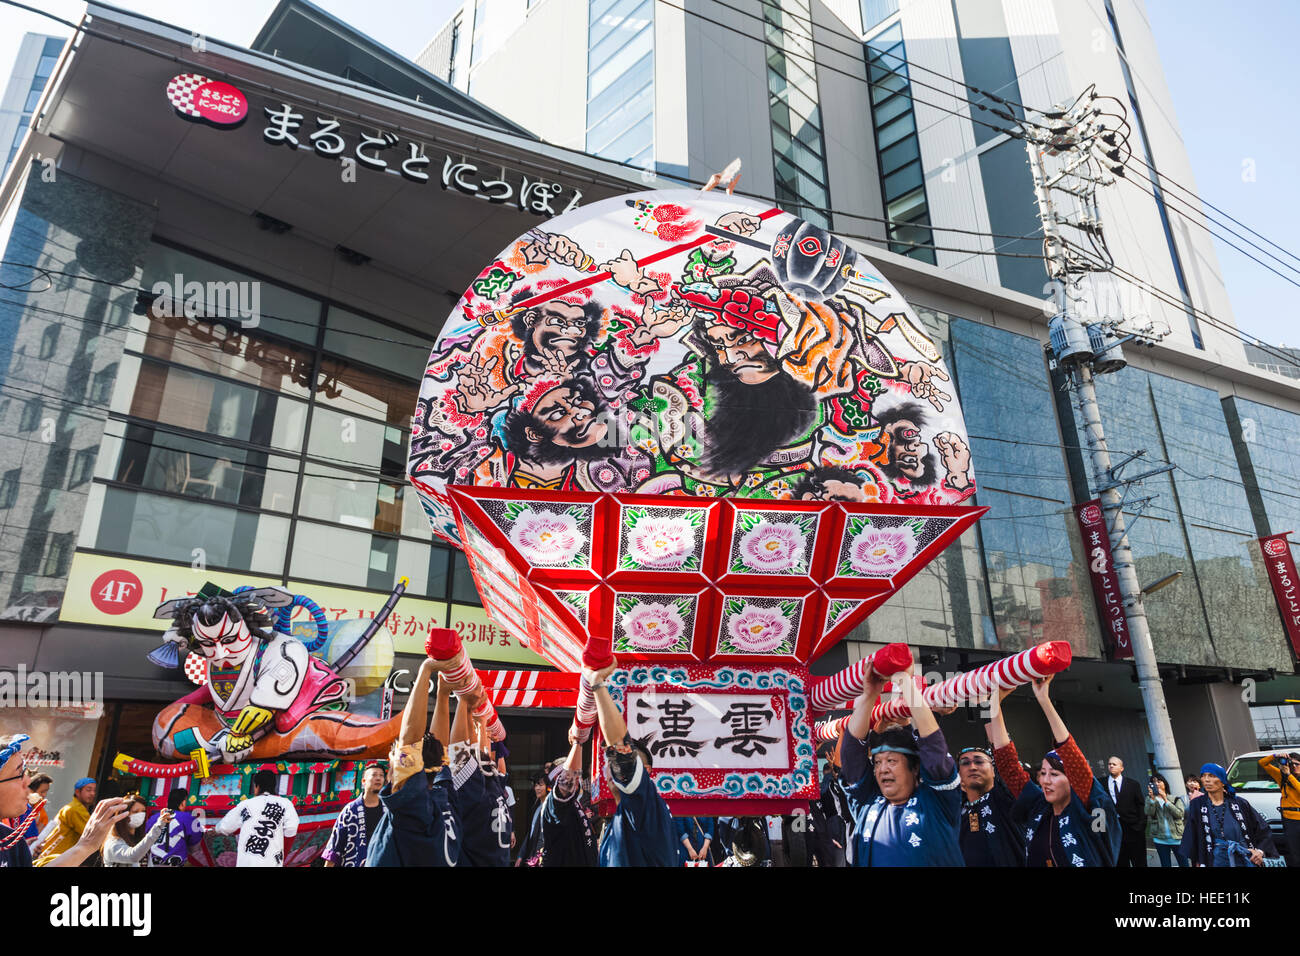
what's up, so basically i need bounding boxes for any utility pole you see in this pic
[1025,89,1185,796]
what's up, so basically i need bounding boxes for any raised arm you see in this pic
[43,798,129,869]
[584,660,627,747]
[1032,675,1093,803]
[400,658,437,747]
[987,686,1029,798]
[845,661,888,741]
[431,674,452,747]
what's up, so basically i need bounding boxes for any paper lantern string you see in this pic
[0,797,44,852]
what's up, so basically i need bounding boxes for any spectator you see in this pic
[1184,775,1202,800]
[987,675,1121,867]
[1,734,126,869]
[103,793,170,867]
[1105,756,1147,867]
[34,775,99,866]
[20,773,51,846]
[840,662,964,867]
[717,817,772,867]
[1145,772,1186,867]
[956,737,1024,867]
[676,816,713,866]
[1257,752,1300,866]
[538,736,597,866]
[322,765,386,867]
[365,656,460,868]
[147,788,204,867]
[516,771,548,866]
[1180,763,1280,867]
[215,769,300,867]
[585,659,677,867]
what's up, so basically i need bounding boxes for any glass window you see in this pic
[68,448,96,489]
[290,520,401,591]
[297,462,426,537]
[586,81,653,153]
[96,487,289,574]
[141,242,322,347]
[588,0,651,68]
[306,405,407,479]
[321,307,430,381]
[0,468,19,508]
[977,140,1046,296]
[24,88,42,113]
[35,54,58,79]
[882,159,923,199]
[134,311,314,399]
[314,357,417,429]
[586,51,652,131]
[121,356,307,452]
[587,22,653,100]
[104,420,299,512]
[451,551,482,605]
[19,398,41,432]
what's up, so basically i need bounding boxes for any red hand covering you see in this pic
[993,740,1029,799]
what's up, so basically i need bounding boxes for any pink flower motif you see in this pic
[739,521,805,572]
[622,602,687,650]
[726,603,790,653]
[507,509,586,566]
[627,516,696,569]
[848,526,916,576]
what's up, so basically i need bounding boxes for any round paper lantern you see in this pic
[409,189,975,547]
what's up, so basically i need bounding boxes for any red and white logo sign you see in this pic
[90,568,143,615]
[166,73,248,126]
[1264,538,1288,557]
[1079,503,1103,526]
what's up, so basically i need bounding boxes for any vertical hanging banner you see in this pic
[1074,499,1133,659]
[1260,533,1300,659]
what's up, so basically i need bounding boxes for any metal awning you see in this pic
[21,2,645,300]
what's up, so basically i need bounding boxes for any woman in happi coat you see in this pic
[986,675,1121,867]
[1179,763,1280,867]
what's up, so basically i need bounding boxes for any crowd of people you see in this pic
[2,654,1297,868]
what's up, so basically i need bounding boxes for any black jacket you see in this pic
[1106,776,1145,834]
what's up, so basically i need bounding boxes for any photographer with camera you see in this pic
[1258,752,1300,866]
[1145,772,1186,867]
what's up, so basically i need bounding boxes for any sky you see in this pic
[1,0,1295,346]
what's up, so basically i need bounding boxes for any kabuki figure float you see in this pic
[406,186,1075,816]
[113,581,408,865]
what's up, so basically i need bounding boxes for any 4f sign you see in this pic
[166,73,248,127]
[90,569,143,615]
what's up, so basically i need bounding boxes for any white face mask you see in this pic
[128,812,146,829]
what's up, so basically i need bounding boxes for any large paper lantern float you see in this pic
[405,189,1071,814]
[112,580,407,865]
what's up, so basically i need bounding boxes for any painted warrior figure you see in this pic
[149,585,400,776]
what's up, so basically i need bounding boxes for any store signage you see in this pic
[1073,499,1133,659]
[260,102,583,215]
[60,552,544,666]
[1260,533,1300,659]
[166,73,248,126]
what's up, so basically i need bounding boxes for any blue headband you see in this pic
[0,735,29,771]
[1198,763,1233,796]
[871,743,918,757]
[74,776,95,790]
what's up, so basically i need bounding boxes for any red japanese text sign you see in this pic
[1261,533,1300,659]
[1074,500,1133,659]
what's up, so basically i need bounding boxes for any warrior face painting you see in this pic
[408,189,978,546]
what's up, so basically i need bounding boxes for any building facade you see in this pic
[0,34,62,180]
[2,0,1300,820]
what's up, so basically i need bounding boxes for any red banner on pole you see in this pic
[1074,499,1133,659]
[1260,533,1300,660]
